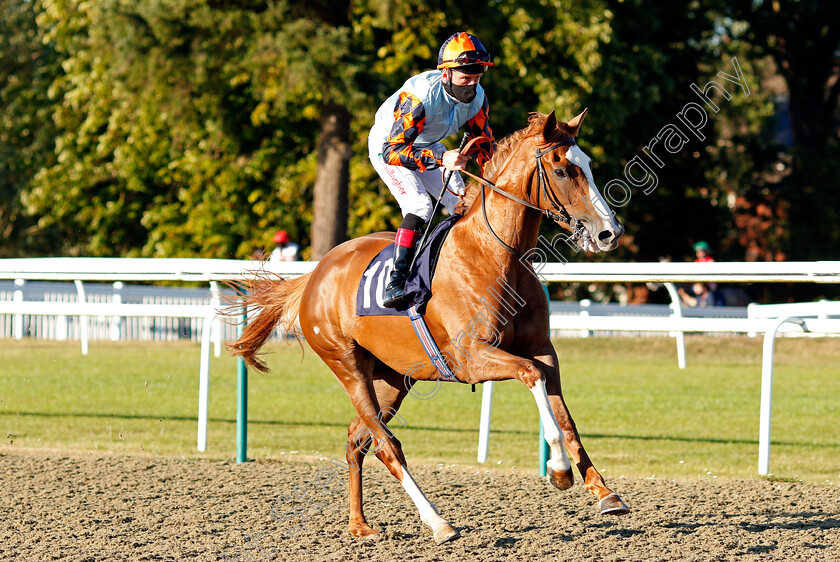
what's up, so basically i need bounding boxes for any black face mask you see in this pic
[443,80,477,104]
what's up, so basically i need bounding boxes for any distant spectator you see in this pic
[692,240,718,295]
[693,241,714,262]
[251,247,267,261]
[269,231,300,262]
[679,282,715,307]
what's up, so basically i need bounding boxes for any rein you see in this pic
[458,137,577,257]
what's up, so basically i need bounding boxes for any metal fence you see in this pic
[0,280,240,343]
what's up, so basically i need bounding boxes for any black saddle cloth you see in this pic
[355,215,461,317]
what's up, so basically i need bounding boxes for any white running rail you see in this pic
[2,258,839,474]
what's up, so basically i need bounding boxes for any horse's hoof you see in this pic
[433,523,461,545]
[546,463,574,490]
[598,493,630,516]
[349,522,380,538]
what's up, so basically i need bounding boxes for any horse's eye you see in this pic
[553,168,568,179]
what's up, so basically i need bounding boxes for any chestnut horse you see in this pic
[228,110,629,544]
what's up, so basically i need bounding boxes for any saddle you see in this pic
[356,214,460,317]
[355,214,463,383]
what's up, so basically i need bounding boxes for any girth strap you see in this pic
[408,304,463,383]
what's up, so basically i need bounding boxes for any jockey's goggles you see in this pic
[437,50,494,70]
[451,63,487,75]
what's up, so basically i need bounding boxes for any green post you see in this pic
[539,283,551,476]
[539,419,549,476]
[236,302,248,464]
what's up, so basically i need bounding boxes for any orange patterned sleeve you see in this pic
[382,92,444,171]
[464,96,495,171]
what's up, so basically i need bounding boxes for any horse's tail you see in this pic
[224,272,312,373]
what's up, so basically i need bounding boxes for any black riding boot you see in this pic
[383,228,418,308]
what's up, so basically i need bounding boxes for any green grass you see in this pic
[0,337,838,485]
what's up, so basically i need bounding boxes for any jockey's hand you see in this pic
[453,194,469,216]
[442,149,469,171]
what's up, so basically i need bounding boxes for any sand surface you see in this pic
[2,450,839,561]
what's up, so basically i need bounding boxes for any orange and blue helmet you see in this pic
[436,32,493,72]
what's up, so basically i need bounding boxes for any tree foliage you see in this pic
[0,0,60,256]
[0,0,836,273]
[719,0,840,261]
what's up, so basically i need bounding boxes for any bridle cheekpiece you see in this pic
[460,136,580,257]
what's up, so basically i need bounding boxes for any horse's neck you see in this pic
[455,183,542,274]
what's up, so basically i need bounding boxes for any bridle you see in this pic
[458,136,580,258]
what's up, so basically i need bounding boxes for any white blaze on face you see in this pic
[565,144,613,223]
[564,144,621,250]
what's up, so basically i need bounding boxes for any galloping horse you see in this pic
[228,110,629,544]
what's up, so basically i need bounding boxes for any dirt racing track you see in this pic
[2,450,839,561]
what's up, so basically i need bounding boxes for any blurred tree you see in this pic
[28,0,342,258]
[0,0,61,256]
[29,1,256,256]
[242,1,359,260]
[486,0,740,265]
[720,0,840,261]
[25,0,431,259]
[12,0,833,287]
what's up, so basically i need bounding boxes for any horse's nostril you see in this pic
[598,230,613,243]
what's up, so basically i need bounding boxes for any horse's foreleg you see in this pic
[461,345,629,515]
[529,375,574,490]
[534,347,631,515]
[458,346,573,485]
[391,463,459,545]
[360,411,458,544]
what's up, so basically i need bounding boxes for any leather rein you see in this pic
[457,136,578,258]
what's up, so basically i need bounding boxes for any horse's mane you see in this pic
[462,112,570,207]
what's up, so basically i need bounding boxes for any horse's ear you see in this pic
[566,108,588,137]
[538,110,558,143]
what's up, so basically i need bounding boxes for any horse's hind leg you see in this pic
[345,362,413,538]
[534,345,630,515]
[331,355,459,544]
[345,412,379,538]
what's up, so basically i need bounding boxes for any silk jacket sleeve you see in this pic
[464,96,495,172]
[382,92,444,171]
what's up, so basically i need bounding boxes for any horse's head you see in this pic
[527,110,624,252]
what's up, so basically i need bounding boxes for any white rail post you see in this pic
[209,281,221,357]
[74,280,89,355]
[56,289,68,341]
[579,299,591,338]
[110,281,123,341]
[12,279,24,339]
[477,381,494,463]
[664,282,687,369]
[197,311,216,452]
[758,316,806,475]
[56,312,68,341]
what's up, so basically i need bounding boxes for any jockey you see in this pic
[369,31,496,308]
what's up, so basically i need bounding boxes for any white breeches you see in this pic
[369,148,465,222]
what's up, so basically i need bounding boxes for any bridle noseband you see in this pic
[461,137,578,257]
